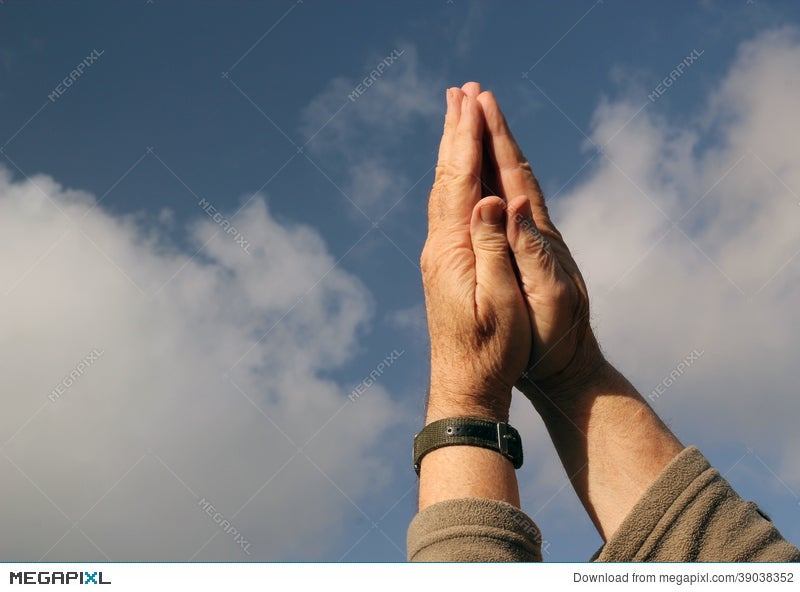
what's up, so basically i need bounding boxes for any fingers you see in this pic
[428,83,485,239]
[436,87,464,172]
[430,92,485,234]
[478,91,556,233]
[435,81,481,168]
[470,196,520,320]
[461,83,500,197]
[451,93,484,184]
[429,87,464,235]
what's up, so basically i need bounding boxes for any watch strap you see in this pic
[413,417,523,475]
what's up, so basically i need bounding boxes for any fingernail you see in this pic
[445,88,452,110]
[480,203,504,225]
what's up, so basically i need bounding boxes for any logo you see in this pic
[9,571,111,585]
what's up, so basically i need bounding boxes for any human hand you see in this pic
[475,90,605,410]
[421,83,531,422]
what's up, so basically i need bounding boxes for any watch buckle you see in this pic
[496,422,510,456]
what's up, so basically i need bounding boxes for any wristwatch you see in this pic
[413,417,523,476]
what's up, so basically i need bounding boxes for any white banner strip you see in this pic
[1,562,797,591]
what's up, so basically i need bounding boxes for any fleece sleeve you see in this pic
[407,446,800,562]
[595,446,800,562]
[407,497,543,562]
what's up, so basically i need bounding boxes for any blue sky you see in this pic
[2,1,799,562]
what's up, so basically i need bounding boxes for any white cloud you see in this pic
[550,28,800,484]
[503,29,800,560]
[451,0,485,60]
[0,167,405,560]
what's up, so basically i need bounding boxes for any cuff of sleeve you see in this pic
[407,498,543,562]
[594,445,800,562]
[594,445,710,562]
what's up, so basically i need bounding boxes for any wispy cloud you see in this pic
[301,44,443,219]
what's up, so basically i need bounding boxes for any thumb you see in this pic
[470,196,520,319]
[505,194,563,295]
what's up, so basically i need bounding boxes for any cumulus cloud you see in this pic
[550,28,800,483]
[0,167,404,560]
[499,28,800,560]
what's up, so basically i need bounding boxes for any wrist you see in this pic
[518,335,608,417]
[426,380,512,424]
[533,361,653,432]
[523,352,612,422]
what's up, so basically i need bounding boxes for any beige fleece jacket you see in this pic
[407,446,800,562]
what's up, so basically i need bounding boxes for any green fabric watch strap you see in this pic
[413,417,523,476]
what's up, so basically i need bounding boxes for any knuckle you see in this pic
[420,259,429,277]
[434,165,479,188]
[420,245,431,273]
[420,241,442,277]
[477,234,511,254]
[434,161,458,180]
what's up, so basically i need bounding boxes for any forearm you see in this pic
[528,360,683,541]
[418,389,520,511]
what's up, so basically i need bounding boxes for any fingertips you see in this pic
[477,91,505,135]
[473,196,506,228]
[470,196,511,258]
[449,87,465,121]
[461,81,482,98]
[442,87,465,138]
